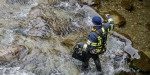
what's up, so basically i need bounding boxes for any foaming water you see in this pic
[10,0,38,19]
[6,0,30,4]
[0,28,14,45]
[74,31,136,75]
[0,1,140,75]
[0,67,35,75]
[75,33,131,75]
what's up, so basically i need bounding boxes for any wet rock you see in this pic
[80,0,100,5]
[145,23,150,30]
[82,5,104,21]
[18,46,29,60]
[130,51,150,73]
[121,0,134,12]
[124,46,140,60]
[53,47,59,52]
[114,28,132,41]
[0,45,26,61]
[116,71,137,75]
[28,4,84,36]
[110,31,140,59]
[26,17,51,38]
[23,59,37,72]
[109,53,126,61]
[61,39,74,48]
[48,0,60,5]
[110,31,128,44]
[29,5,41,19]
[145,51,150,58]
[92,0,101,5]
[26,4,52,38]
[104,10,126,27]
[6,0,30,4]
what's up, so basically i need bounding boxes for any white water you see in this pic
[0,67,35,75]
[0,0,140,75]
[0,0,38,75]
[74,32,134,75]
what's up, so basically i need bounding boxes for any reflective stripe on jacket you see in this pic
[82,17,114,53]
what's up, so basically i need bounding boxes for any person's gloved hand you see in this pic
[105,14,111,18]
[77,44,83,48]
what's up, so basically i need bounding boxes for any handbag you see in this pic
[72,46,86,62]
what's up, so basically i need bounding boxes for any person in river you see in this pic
[76,14,114,74]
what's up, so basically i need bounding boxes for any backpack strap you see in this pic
[95,29,103,37]
[93,27,106,38]
[94,27,107,47]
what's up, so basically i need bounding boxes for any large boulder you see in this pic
[145,51,150,58]
[114,28,132,41]
[145,23,150,30]
[26,4,87,37]
[0,45,27,61]
[104,10,126,27]
[121,0,134,11]
[61,39,74,48]
[130,51,150,73]
[26,17,51,38]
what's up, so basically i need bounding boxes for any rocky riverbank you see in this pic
[89,0,150,57]
[0,0,149,75]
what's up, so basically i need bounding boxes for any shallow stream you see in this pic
[0,0,140,75]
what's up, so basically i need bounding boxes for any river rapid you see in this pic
[0,0,140,75]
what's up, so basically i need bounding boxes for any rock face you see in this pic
[61,39,74,48]
[145,23,150,30]
[27,17,51,38]
[25,3,88,37]
[80,0,100,5]
[104,10,126,27]
[130,51,150,73]
[0,45,27,61]
[121,0,134,11]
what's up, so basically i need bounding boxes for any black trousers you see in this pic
[82,51,102,72]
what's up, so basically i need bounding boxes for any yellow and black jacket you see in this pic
[82,16,114,54]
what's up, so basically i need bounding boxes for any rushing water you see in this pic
[0,0,140,75]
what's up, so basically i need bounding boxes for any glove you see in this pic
[105,14,112,19]
[77,44,83,48]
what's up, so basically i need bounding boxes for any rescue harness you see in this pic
[90,26,108,54]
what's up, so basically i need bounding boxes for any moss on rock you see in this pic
[130,51,150,73]
[121,0,134,11]
[103,10,126,28]
[114,28,132,41]
[61,39,74,48]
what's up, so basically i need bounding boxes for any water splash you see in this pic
[6,0,30,4]
[0,67,35,75]
[0,28,14,45]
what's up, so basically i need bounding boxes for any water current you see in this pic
[0,0,140,75]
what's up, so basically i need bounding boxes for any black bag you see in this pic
[72,48,86,62]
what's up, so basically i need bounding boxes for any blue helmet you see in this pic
[92,16,102,25]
